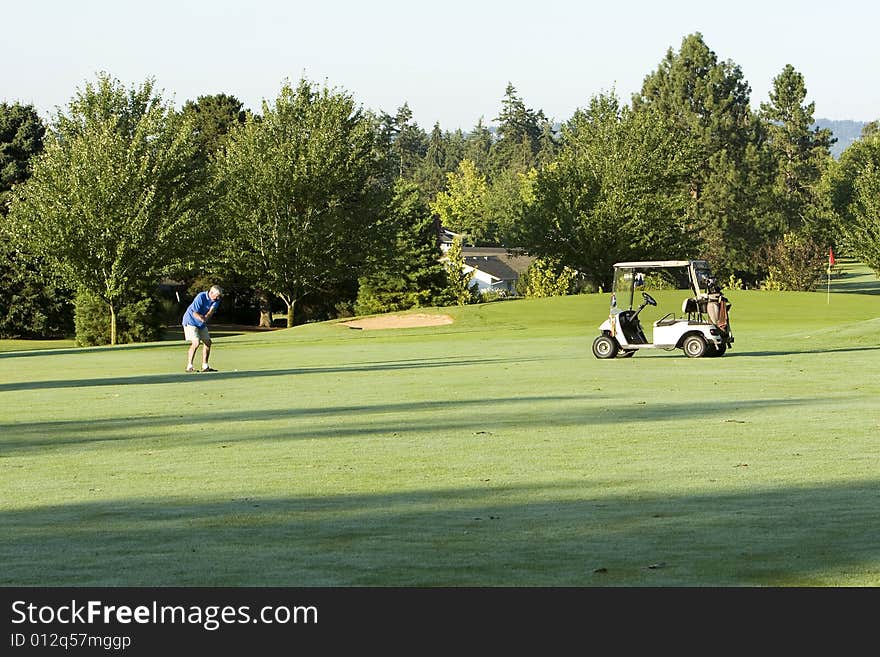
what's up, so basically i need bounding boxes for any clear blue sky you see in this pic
[3,0,877,130]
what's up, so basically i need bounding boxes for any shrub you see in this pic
[74,289,162,346]
[518,257,577,297]
[759,232,825,291]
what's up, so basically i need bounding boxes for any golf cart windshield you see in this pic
[692,262,715,295]
[611,261,698,310]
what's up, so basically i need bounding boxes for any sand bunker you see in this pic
[341,313,454,330]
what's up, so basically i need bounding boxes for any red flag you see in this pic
[829,247,835,266]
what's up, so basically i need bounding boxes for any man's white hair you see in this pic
[210,285,223,297]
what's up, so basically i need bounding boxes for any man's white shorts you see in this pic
[184,324,211,343]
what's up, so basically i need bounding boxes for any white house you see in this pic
[437,225,535,295]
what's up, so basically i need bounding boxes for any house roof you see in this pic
[463,255,520,281]
[462,247,534,276]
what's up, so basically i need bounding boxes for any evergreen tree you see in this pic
[355,180,447,314]
[462,117,494,174]
[490,83,547,175]
[0,102,75,338]
[633,33,770,281]
[381,103,427,180]
[759,64,835,238]
[180,93,247,163]
[413,122,451,201]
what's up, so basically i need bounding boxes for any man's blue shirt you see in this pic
[182,291,220,328]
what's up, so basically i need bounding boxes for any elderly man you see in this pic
[182,285,223,372]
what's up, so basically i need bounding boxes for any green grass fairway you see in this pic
[3,260,880,586]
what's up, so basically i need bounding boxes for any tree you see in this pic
[5,73,207,344]
[633,33,770,280]
[490,83,547,175]
[759,231,826,291]
[759,65,835,238]
[355,180,448,315]
[180,93,247,163]
[0,102,75,338]
[462,118,494,174]
[430,159,490,243]
[483,167,537,247]
[412,122,453,201]
[821,129,880,251]
[839,162,880,273]
[1,103,46,209]
[517,257,577,297]
[440,236,479,305]
[213,78,387,327]
[519,93,698,288]
[380,103,427,181]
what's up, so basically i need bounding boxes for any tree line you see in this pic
[1,33,878,344]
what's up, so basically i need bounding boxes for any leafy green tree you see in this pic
[5,73,207,344]
[633,33,770,280]
[759,65,835,238]
[355,180,447,315]
[821,129,880,248]
[484,167,537,247]
[839,162,880,273]
[430,159,490,243]
[214,78,387,327]
[519,93,698,288]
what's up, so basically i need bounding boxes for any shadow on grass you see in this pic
[2,395,818,455]
[828,280,880,295]
[0,327,264,360]
[2,479,879,586]
[727,345,880,357]
[0,355,545,393]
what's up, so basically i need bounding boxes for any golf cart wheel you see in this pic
[592,335,619,359]
[682,334,708,358]
[711,343,727,357]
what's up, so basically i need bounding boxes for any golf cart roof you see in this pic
[613,260,705,269]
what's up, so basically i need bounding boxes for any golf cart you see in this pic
[592,260,734,359]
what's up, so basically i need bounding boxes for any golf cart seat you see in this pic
[682,297,700,320]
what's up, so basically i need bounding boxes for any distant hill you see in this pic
[814,119,867,158]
